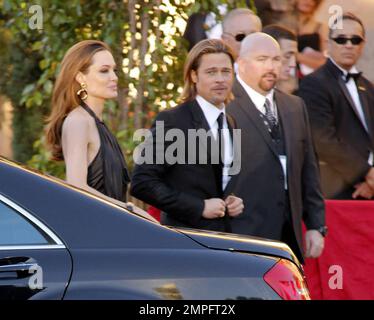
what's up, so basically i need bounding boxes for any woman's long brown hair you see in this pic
[45,40,111,160]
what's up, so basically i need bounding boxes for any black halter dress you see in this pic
[81,102,130,201]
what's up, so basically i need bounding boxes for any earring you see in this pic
[77,83,88,100]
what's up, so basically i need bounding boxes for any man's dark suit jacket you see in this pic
[130,99,237,231]
[227,81,325,258]
[297,58,374,199]
[183,13,208,51]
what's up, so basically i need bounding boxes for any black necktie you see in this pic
[217,112,232,233]
[264,98,277,129]
[345,72,362,83]
[216,112,225,168]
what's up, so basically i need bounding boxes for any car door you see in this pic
[0,194,72,300]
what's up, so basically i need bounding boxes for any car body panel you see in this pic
[0,248,72,300]
[0,157,304,300]
[174,227,301,268]
[64,249,280,300]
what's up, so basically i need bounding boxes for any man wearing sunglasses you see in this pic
[221,8,262,61]
[298,12,374,200]
[221,8,262,98]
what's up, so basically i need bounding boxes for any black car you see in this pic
[0,157,310,300]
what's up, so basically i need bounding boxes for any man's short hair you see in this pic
[262,24,297,42]
[222,8,261,32]
[329,12,366,38]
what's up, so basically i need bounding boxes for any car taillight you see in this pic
[264,259,311,300]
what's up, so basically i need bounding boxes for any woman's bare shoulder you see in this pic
[63,106,92,129]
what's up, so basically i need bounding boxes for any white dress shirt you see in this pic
[196,95,233,190]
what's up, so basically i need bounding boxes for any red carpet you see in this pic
[304,200,374,299]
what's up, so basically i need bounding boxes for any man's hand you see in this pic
[202,198,226,219]
[353,182,374,199]
[225,195,244,217]
[304,230,325,258]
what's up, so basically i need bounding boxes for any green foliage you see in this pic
[27,137,65,179]
[0,9,45,162]
[0,0,257,177]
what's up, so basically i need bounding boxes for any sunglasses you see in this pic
[331,36,364,45]
[233,33,246,42]
[224,32,247,42]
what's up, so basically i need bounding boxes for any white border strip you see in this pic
[0,245,65,250]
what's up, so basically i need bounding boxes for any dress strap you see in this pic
[80,101,103,123]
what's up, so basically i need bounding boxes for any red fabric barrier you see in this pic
[147,206,161,221]
[304,200,374,300]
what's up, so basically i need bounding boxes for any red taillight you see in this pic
[264,259,311,300]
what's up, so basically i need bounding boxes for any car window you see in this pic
[0,201,52,246]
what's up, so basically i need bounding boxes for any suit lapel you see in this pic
[226,113,235,141]
[326,59,371,136]
[337,77,364,122]
[232,78,242,99]
[337,74,374,141]
[356,78,373,139]
[189,99,213,160]
[223,114,238,197]
[189,99,211,131]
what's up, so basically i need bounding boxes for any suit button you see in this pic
[279,175,284,180]
[278,202,284,208]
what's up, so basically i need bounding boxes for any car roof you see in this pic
[0,157,201,250]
